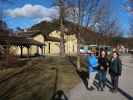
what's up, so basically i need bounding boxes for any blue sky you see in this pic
[0,0,131,36]
[1,0,56,29]
[0,0,53,29]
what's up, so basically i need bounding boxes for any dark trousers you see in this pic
[111,75,119,90]
[98,70,107,89]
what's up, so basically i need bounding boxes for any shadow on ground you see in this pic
[106,80,133,100]
[68,56,89,89]
[68,56,133,100]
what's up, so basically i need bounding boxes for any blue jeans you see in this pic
[99,70,107,89]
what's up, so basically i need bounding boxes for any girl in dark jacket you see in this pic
[98,50,109,91]
[109,51,122,93]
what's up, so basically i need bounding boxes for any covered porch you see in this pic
[0,36,45,58]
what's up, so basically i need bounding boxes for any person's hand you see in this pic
[107,63,109,66]
[77,67,81,72]
[100,66,104,70]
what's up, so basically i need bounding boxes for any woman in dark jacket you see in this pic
[109,51,122,93]
[98,50,109,91]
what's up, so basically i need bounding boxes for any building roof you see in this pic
[0,36,44,46]
[16,30,41,38]
[16,30,61,42]
[44,35,60,42]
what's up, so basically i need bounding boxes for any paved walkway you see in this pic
[67,54,133,100]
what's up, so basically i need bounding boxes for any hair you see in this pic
[113,51,119,56]
[100,50,107,58]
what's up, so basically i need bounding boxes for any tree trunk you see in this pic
[60,31,65,56]
[77,32,80,70]
[59,0,65,57]
[77,0,81,70]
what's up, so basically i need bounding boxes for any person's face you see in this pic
[101,51,106,57]
[113,52,118,59]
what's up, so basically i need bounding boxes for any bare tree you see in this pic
[124,0,133,37]
[0,0,15,66]
[91,1,122,45]
[124,0,133,13]
[129,17,133,37]
[55,0,66,56]
[0,0,13,36]
[54,0,100,67]
[61,0,100,69]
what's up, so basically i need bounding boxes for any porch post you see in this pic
[27,45,30,58]
[49,42,50,54]
[20,45,23,57]
[37,46,39,54]
[40,46,43,55]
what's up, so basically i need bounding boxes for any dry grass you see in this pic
[0,56,80,100]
